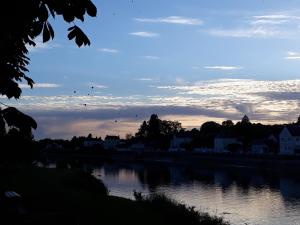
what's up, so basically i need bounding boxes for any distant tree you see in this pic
[148,114,161,139]
[200,121,221,134]
[160,120,182,136]
[222,120,234,127]
[136,121,148,138]
[135,114,182,150]
[241,115,251,124]
[125,133,133,140]
[87,133,93,139]
[297,115,300,125]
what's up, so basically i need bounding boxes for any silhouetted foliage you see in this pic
[0,107,39,162]
[297,115,300,125]
[196,121,222,147]
[222,120,234,127]
[0,1,97,160]
[133,192,229,225]
[135,114,182,150]
[241,115,251,124]
[1,0,97,99]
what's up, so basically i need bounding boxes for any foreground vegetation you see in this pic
[0,166,229,225]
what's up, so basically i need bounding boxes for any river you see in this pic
[89,162,300,225]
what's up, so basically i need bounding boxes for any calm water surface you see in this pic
[90,163,300,225]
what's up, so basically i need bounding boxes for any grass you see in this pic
[0,166,229,225]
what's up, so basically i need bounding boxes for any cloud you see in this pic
[134,78,159,82]
[250,14,300,27]
[97,48,120,53]
[234,103,255,115]
[27,36,60,53]
[19,83,61,88]
[207,12,300,39]
[29,105,238,139]
[155,79,300,96]
[154,78,300,122]
[6,78,300,139]
[253,14,300,21]
[208,27,282,38]
[86,83,108,89]
[134,16,203,25]
[250,19,288,25]
[130,31,160,37]
[175,78,189,85]
[285,51,300,59]
[255,91,300,101]
[204,66,243,71]
[143,55,160,60]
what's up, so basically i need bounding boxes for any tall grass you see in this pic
[134,191,229,225]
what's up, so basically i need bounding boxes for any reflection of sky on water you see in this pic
[92,163,300,225]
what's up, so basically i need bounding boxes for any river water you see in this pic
[90,162,300,225]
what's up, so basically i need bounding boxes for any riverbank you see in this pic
[0,166,228,225]
[45,151,300,174]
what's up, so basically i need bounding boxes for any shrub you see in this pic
[133,191,229,225]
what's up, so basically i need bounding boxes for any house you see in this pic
[169,133,193,152]
[194,147,213,153]
[280,126,300,154]
[214,133,241,153]
[130,142,146,151]
[45,142,63,150]
[251,139,269,154]
[83,138,103,148]
[103,135,121,150]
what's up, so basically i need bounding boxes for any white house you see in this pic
[45,142,63,150]
[280,126,300,155]
[83,138,103,148]
[194,147,213,153]
[103,135,121,150]
[214,134,240,153]
[169,133,193,152]
[251,139,268,154]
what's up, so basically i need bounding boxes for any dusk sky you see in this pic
[4,0,300,139]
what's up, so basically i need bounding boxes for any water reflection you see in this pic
[92,163,300,225]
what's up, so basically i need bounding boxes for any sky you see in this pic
[4,0,300,139]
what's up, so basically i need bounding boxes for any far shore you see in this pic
[44,150,300,173]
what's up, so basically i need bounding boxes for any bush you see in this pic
[62,170,108,195]
[133,191,229,225]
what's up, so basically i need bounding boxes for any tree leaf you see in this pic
[39,3,49,22]
[86,0,97,17]
[47,22,55,39]
[42,23,51,42]
[67,28,76,40]
[2,107,37,131]
[31,21,44,37]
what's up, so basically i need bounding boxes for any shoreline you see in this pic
[0,166,229,225]
[44,151,300,174]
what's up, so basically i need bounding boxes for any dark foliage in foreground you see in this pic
[134,191,229,225]
[0,0,97,150]
[1,0,97,99]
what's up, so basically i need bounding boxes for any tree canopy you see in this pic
[1,0,97,99]
[135,114,182,149]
